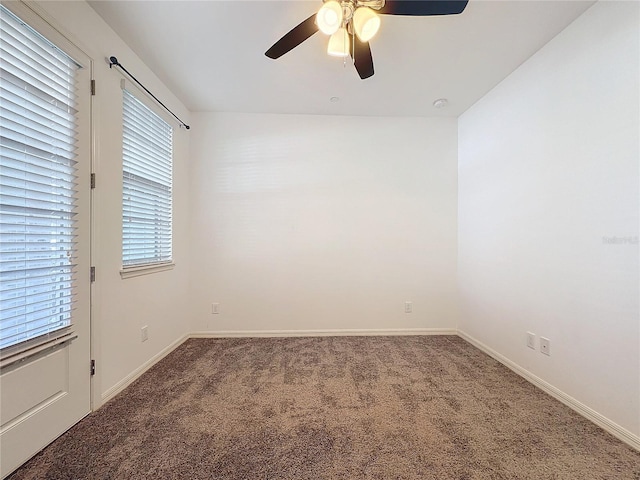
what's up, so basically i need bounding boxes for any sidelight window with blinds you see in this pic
[0,6,80,350]
[122,89,173,270]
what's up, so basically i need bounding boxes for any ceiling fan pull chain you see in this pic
[351,29,355,67]
[343,26,348,67]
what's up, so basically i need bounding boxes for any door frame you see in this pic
[0,1,96,476]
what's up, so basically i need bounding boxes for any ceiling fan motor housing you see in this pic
[337,0,386,22]
[341,2,354,22]
[355,0,386,11]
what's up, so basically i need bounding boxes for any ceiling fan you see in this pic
[265,0,469,80]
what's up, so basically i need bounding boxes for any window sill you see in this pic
[120,262,175,279]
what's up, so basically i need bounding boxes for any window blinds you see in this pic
[0,6,79,350]
[122,90,173,267]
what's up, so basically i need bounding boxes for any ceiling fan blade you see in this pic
[379,0,469,16]
[265,15,319,59]
[351,38,374,79]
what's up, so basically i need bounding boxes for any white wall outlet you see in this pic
[526,332,536,349]
[540,337,551,356]
[404,301,412,314]
[211,303,220,314]
[141,325,148,342]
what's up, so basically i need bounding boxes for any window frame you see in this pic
[119,79,175,279]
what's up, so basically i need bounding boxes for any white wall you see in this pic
[189,113,458,334]
[20,0,639,449]
[31,1,191,406]
[458,0,639,438]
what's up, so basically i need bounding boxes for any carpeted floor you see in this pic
[9,336,640,479]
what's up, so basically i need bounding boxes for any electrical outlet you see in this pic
[404,301,412,314]
[211,303,220,314]
[526,332,536,349]
[540,337,550,356]
[141,325,148,342]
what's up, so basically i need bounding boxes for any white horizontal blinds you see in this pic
[122,89,173,267]
[0,6,79,350]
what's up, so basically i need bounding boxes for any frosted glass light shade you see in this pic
[353,7,380,42]
[317,1,343,35]
[327,27,350,57]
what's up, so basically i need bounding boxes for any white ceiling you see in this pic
[88,0,595,117]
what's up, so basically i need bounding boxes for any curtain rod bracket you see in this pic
[108,55,190,130]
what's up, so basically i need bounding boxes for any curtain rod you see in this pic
[109,56,190,130]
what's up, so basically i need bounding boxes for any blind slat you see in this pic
[122,89,172,267]
[0,5,78,350]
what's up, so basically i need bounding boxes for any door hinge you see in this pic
[91,79,96,96]
[90,266,96,283]
[90,359,96,376]
[90,173,96,189]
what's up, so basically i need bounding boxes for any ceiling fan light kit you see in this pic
[317,1,382,46]
[328,27,350,57]
[265,0,469,80]
[352,7,381,42]
[317,1,343,35]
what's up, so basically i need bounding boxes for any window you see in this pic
[122,89,173,271]
[0,5,80,349]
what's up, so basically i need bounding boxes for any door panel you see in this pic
[1,346,69,427]
[0,2,92,477]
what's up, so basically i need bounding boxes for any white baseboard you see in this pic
[457,330,640,452]
[98,327,639,453]
[100,334,189,404]
[190,327,457,338]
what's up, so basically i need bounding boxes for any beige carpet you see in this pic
[9,336,640,479]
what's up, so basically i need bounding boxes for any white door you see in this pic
[0,2,92,477]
